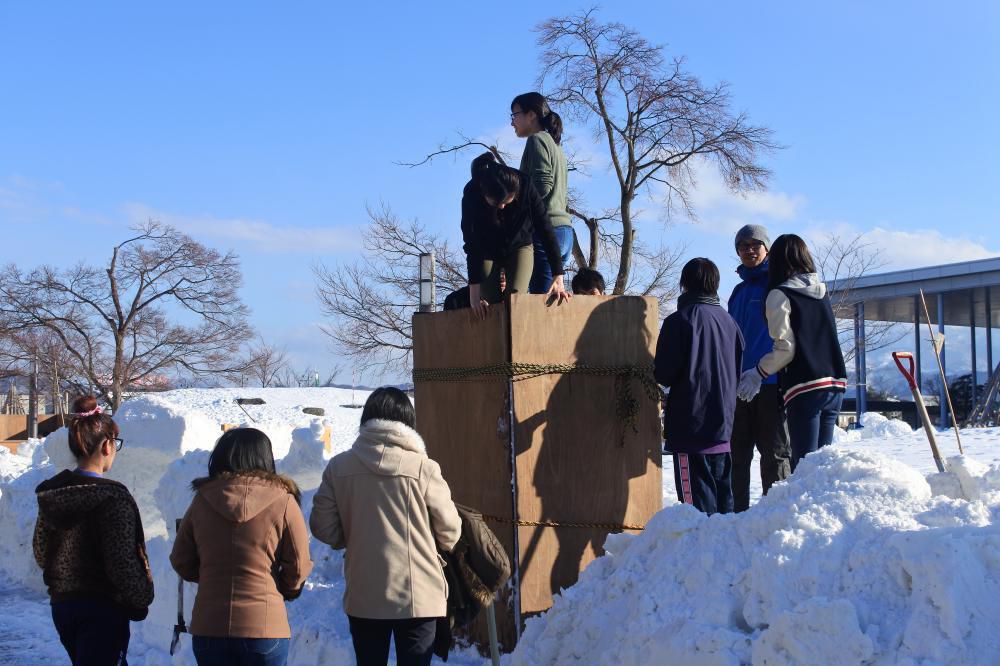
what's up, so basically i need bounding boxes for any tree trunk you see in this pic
[111,333,124,412]
[613,198,634,295]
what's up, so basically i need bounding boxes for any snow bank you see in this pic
[4,387,999,665]
[507,446,1000,665]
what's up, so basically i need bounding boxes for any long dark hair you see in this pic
[361,387,416,429]
[67,395,119,459]
[511,92,563,145]
[471,152,522,208]
[767,234,817,291]
[207,427,276,477]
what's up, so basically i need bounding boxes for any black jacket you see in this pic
[654,293,745,452]
[34,470,154,620]
[461,177,564,284]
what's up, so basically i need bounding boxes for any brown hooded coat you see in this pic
[169,471,313,638]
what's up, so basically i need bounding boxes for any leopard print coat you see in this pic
[34,470,154,620]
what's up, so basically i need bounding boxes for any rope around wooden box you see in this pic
[412,362,660,441]
[480,512,645,532]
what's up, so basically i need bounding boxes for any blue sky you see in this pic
[1,1,997,383]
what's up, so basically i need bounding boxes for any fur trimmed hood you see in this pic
[191,470,302,519]
[350,419,428,476]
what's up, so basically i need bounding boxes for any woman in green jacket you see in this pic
[510,92,574,294]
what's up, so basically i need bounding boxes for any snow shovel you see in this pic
[234,397,266,423]
[169,518,188,655]
[892,351,946,473]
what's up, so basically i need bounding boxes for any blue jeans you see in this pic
[192,636,290,666]
[786,389,844,471]
[529,225,575,294]
[52,599,131,665]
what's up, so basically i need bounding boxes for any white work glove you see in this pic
[737,368,764,402]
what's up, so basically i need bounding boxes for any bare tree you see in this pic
[230,337,290,388]
[814,232,906,362]
[315,205,467,375]
[537,8,779,294]
[0,221,252,410]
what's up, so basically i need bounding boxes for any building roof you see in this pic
[827,256,1000,327]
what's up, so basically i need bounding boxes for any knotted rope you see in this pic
[412,361,660,443]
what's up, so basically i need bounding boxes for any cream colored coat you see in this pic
[310,419,461,619]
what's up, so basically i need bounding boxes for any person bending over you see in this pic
[461,152,570,318]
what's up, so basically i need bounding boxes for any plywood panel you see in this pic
[0,414,61,441]
[508,294,662,613]
[412,305,519,650]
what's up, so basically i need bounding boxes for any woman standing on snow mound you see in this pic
[170,427,313,666]
[310,387,461,666]
[33,395,154,666]
[736,234,847,471]
[509,92,574,294]
[461,151,571,319]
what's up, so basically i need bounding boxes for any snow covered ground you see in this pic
[0,388,996,665]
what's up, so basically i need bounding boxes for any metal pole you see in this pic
[914,295,923,391]
[937,293,948,428]
[970,290,977,408]
[988,287,995,380]
[28,354,39,439]
[854,302,867,428]
[486,603,501,666]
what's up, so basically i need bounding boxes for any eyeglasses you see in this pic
[510,111,524,120]
[112,437,124,451]
[737,241,764,253]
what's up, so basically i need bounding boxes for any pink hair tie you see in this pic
[72,406,103,418]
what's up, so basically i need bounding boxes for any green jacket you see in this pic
[519,130,570,227]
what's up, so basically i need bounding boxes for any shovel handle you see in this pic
[892,351,917,390]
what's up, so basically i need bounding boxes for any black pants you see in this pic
[348,616,437,666]
[52,599,130,665]
[672,452,733,515]
[731,383,791,512]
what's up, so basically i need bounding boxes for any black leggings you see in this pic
[348,616,437,666]
[52,599,131,665]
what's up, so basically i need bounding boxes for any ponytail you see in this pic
[541,109,563,145]
[511,92,563,145]
[470,151,521,207]
[471,151,497,178]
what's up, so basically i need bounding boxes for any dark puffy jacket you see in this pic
[34,470,154,620]
[434,504,512,660]
[727,260,776,385]
[654,293,745,453]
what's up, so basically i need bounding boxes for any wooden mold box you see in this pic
[412,294,662,652]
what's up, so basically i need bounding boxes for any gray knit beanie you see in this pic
[734,224,770,250]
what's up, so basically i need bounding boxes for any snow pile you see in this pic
[3,387,999,665]
[856,412,915,439]
[508,446,1000,665]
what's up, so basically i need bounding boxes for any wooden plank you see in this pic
[0,414,61,441]
[508,294,662,614]
[411,305,520,651]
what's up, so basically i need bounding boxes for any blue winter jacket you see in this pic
[727,261,777,385]
[654,293,744,453]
